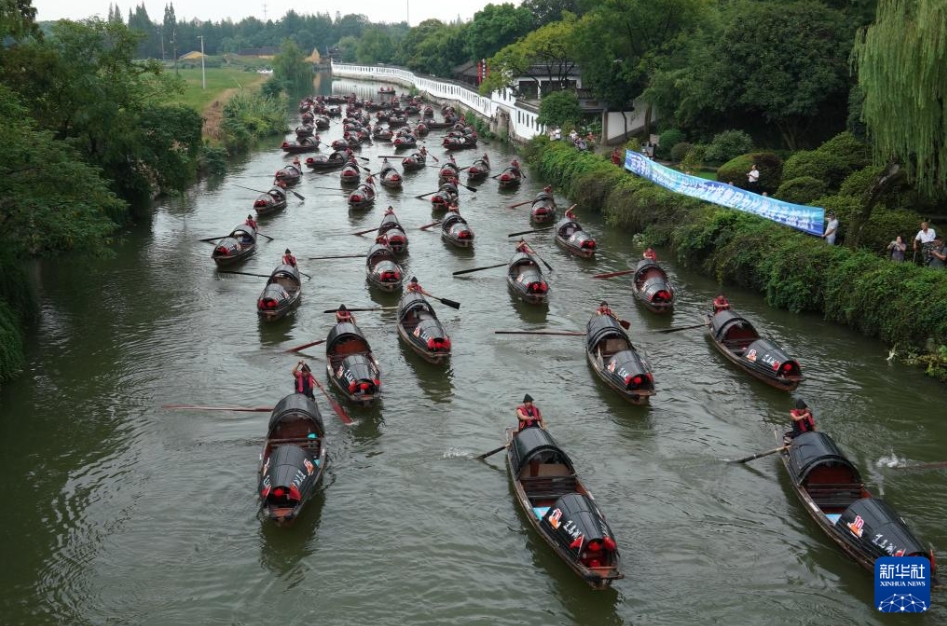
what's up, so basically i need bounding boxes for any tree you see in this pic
[336,35,358,62]
[537,89,581,128]
[854,0,947,196]
[0,0,40,40]
[356,26,394,64]
[466,3,534,61]
[480,15,578,95]
[273,38,313,92]
[520,0,584,27]
[162,2,176,61]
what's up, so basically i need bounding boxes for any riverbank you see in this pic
[524,137,947,380]
[164,68,268,141]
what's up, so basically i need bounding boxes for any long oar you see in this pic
[453,262,507,276]
[459,182,478,193]
[284,339,327,353]
[350,226,380,236]
[218,270,271,278]
[892,461,947,471]
[376,155,408,159]
[321,306,397,313]
[419,220,441,231]
[421,289,461,309]
[299,270,313,279]
[522,241,554,273]
[310,185,348,192]
[234,183,270,194]
[199,235,231,243]
[728,446,787,464]
[308,254,365,260]
[416,190,439,199]
[508,199,532,209]
[257,233,274,241]
[654,322,708,334]
[161,404,273,412]
[508,227,553,237]
[593,269,636,279]
[475,444,507,461]
[311,377,353,425]
[495,330,585,336]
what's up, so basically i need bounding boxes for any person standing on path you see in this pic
[747,164,760,191]
[886,236,906,262]
[822,212,838,245]
[914,221,936,254]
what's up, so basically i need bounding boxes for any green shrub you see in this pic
[705,130,754,164]
[681,145,706,172]
[782,150,850,190]
[670,142,694,163]
[716,152,783,194]
[776,176,828,205]
[838,164,888,202]
[657,129,685,159]
[818,132,871,173]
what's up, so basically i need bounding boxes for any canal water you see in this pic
[1,74,945,625]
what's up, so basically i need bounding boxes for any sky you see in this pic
[32,0,480,26]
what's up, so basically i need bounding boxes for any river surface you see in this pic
[2,75,946,626]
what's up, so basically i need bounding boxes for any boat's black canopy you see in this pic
[586,314,630,352]
[326,322,369,352]
[788,432,861,484]
[442,213,466,229]
[509,251,539,268]
[230,224,255,238]
[268,393,325,438]
[837,498,930,558]
[510,428,574,476]
[264,445,309,493]
[379,213,401,230]
[540,493,614,552]
[270,264,300,282]
[633,259,667,281]
[398,291,435,319]
[710,309,758,342]
[367,243,395,264]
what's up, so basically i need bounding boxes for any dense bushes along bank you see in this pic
[524,138,947,380]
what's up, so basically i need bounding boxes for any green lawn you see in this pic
[164,67,268,113]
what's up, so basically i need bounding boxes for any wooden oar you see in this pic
[199,235,230,243]
[495,330,585,336]
[415,190,439,199]
[892,461,947,471]
[307,254,365,260]
[728,446,787,464]
[593,269,635,279]
[507,199,532,209]
[475,444,507,461]
[321,306,398,313]
[284,339,327,353]
[350,226,380,236]
[161,404,273,412]
[310,185,348,191]
[234,183,269,194]
[654,322,709,334]
[618,319,631,330]
[508,227,553,237]
[419,221,441,231]
[287,189,305,201]
[453,262,507,276]
[521,240,554,273]
[218,270,271,278]
[376,155,408,159]
[421,289,461,309]
[311,377,353,425]
[459,182,478,193]
[299,270,313,279]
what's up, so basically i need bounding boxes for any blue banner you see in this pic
[624,151,824,237]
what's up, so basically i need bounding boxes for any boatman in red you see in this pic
[244,214,258,230]
[596,300,616,319]
[292,156,301,171]
[335,304,354,324]
[516,394,545,432]
[385,206,395,216]
[407,276,423,294]
[515,239,533,255]
[282,249,297,267]
[643,247,658,261]
[787,399,816,442]
[712,293,731,315]
[292,360,316,400]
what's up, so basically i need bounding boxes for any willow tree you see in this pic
[854,0,947,196]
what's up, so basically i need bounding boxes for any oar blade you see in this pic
[592,269,636,279]
[728,445,787,464]
[161,404,274,412]
[284,339,327,353]
[475,444,507,461]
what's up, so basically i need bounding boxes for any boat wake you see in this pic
[875,453,906,468]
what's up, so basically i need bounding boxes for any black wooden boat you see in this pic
[256,263,302,321]
[212,224,256,267]
[258,393,327,524]
[372,125,393,141]
[431,184,459,210]
[314,115,330,130]
[388,114,408,128]
[378,86,396,95]
[631,260,674,314]
[777,431,938,581]
[402,151,426,171]
[393,132,417,150]
[497,166,523,189]
[507,250,548,304]
[438,161,460,183]
[396,291,451,364]
[325,320,381,406]
[443,134,477,150]
[530,197,557,225]
[554,215,596,258]
[275,164,302,186]
[414,122,429,136]
[441,210,474,248]
[378,162,403,189]
[281,136,319,154]
[254,188,288,217]
[422,105,435,119]
[505,426,623,589]
[466,155,491,181]
[377,210,409,255]
[348,180,376,209]
[365,242,403,292]
[306,151,345,171]
[706,308,803,390]
[340,161,361,186]
[586,312,655,404]
[295,124,314,138]
[331,137,360,151]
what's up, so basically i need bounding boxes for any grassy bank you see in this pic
[165,68,268,114]
[524,138,947,380]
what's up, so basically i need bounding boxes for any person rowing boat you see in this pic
[516,394,545,431]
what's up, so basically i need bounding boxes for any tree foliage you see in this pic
[465,3,534,61]
[537,89,581,128]
[273,38,313,92]
[356,27,395,64]
[480,15,578,94]
[854,0,947,196]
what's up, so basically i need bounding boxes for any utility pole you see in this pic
[406,0,409,26]
[198,35,205,89]
[263,3,268,20]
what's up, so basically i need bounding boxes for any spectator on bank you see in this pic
[747,163,760,190]
[886,235,907,262]
[914,221,936,252]
[928,236,946,268]
[822,212,839,245]
[611,147,623,166]
[569,129,578,143]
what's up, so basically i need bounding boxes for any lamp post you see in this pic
[198,35,206,90]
